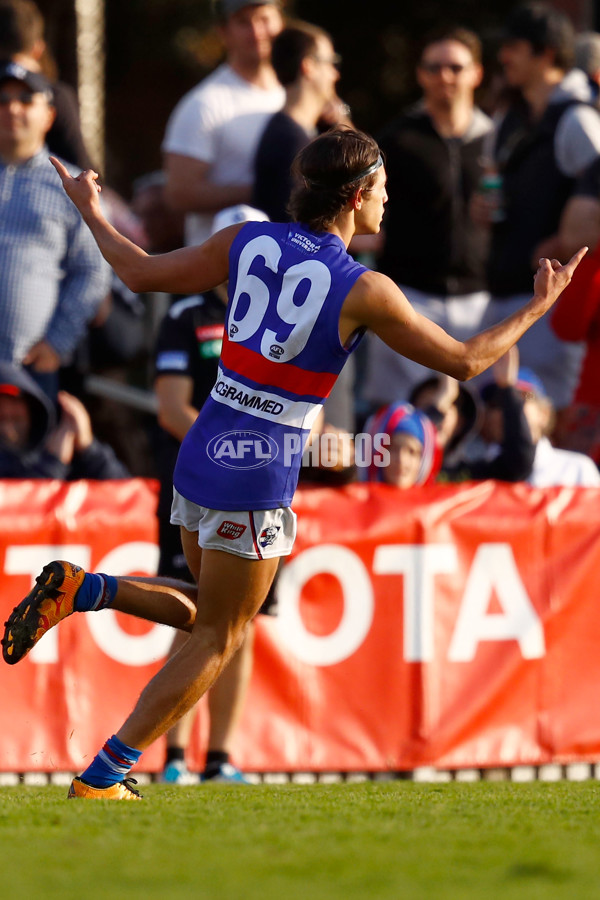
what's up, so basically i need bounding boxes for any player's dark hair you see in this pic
[288,126,382,232]
[503,2,575,71]
[272,20,331,86]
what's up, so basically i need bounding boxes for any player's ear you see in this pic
[352,188,363,211]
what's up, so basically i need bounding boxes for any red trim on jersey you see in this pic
[221,339,337,399]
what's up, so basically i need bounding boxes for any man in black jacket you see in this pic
[364,26,492,410]
[472,2,600,418]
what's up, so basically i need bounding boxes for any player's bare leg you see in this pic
[207,622,254,754]
[111,576,197,631]
[163,621,255,783]
[2,566,198,665]
[203,622,255,782]
[115,537,279,750]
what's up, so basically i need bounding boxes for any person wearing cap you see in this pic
[3,126,584,800]
[472,1,600,420]
[162,0,284,248]
[0,0,94,169]
[0,59,110,399]
[363,26,493,412]
[0,360,129,479]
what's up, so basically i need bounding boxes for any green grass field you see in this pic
[1,781,599,899]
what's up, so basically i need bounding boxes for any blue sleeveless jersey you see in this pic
[174,222,367,510]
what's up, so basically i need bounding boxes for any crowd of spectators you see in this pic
[3,0,600,778]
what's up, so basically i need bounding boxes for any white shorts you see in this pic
[170,489,297,560]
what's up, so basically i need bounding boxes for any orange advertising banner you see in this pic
[1,479,600,774]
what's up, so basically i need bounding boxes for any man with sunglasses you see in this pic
[364,27,492,411]
[0,60,109,400]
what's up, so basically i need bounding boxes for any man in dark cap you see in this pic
[0,60,109,399]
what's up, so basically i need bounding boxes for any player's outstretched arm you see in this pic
[49,157,232,296]
[461,248,588,377]
[342,249,587,381]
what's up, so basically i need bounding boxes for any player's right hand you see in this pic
[532,246,588,310]
[49,157,102,214]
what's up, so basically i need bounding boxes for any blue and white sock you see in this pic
[73,573,118,613]
[80,734,142,788]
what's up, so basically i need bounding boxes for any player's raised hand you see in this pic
[49,157,102,217]
[532,246,588,311]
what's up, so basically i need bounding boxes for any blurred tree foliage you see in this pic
[35,0,590,195]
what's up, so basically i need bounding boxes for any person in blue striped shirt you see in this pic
[0,60,110,399]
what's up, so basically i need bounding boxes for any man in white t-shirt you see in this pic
[162,0,285,246]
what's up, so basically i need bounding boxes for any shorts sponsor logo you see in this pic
[207,430,279,469]
[217,521,247,540]
[259,525,280,547]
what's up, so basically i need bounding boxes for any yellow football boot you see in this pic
[2,561,85,664]
[68,777,143,800]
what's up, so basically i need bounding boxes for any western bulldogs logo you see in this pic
[258,525,280,548]
[217,521,247,540]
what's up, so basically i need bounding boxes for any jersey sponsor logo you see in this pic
[207,430,279,469]
[211,369,322,430]
[214,379,284,416]
[258,525,280,547]
[217,520,247,540]
[289,233,322,254]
